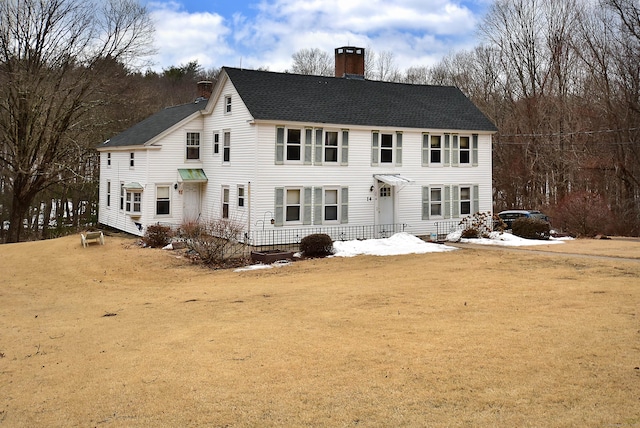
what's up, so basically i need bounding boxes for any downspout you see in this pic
[247,181,251,235]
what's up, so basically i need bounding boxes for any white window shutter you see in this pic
[444,134,451,167]
[472,134,479,166]
[274,188,284,226]
[444,185,451,219]
[314,128,323,164]
[314,187,322,225]
[395,132,403,166]
[341,130,349,165]
[473,185,479,214]
[422,186,430,220]
[275,127,284,164]
[371,132,379,166]
[452,135,459,167]
[341,187,349,224]
[422,134,429,166]
[452,185,460,217]
[304,128,313,165]
[303,187,312,225]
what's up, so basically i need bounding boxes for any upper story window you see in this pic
[186,132,200,160]
[287,129,301,161]
[129,152,135,168]
[324,132,338,162]
[223,131,230,162]
[430,136,442,164]
[106,181,111,207]
[107,153,111,167]
[213,132,219,154]
[371,131,402,166]
[225,96,232,114]
[459,136,470,164]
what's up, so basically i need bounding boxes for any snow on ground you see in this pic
[234,231,572,272]
[332,232,456,257]
[445,230,573,247]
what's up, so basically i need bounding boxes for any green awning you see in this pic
[123,182,144,190]
[178,168,208,182]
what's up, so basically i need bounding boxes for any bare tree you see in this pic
[0,0,154,242]
[290,48,333,76]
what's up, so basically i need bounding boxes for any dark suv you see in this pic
[496,210,549,229]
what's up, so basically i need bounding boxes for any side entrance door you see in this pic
[182,183,201,223]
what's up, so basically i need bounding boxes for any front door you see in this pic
[377,184,394,225]
[182,183,201,222]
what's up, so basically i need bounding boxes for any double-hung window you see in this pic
[372,131,402,166]
[324,132,338,162]
[324,189,339,221]
[156,185,170,215]
[106,181,111,207]
[213,132,219,154]
[430,136,442,164]
[107,153,111,167]
[120,183,125,210]
[225,96,232,114]
[459,136,470,164]
[286,129,301,161]
[460,186,472,215]
[223,131,230,162]
[286,189,301,222]
[430,187,443,217]
[129,152,135,168]
[186,132,200,160]
[238,185,245,208]
[222,186,229,218]
[380,134,393,163]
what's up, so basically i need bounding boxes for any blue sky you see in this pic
[144,0,492,73]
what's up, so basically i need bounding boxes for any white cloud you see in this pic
[149,0,487,73]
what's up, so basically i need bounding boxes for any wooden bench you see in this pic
[81,231,105,248]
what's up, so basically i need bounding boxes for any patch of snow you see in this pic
[234,259,292,272]
[332,232,457,257]
[446,230,572,247]
[162,243,173,250]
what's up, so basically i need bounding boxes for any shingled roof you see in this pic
[100,101,206,148]
[224,67,497,132]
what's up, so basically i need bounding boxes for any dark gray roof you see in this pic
[224,67,497,132]
[100,101,206,148]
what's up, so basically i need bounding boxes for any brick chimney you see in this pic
[335,46,365,78]
[196,81,213,100]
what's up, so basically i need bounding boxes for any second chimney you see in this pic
[335,46,365,78]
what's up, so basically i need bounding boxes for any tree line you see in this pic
[1,0,638,243]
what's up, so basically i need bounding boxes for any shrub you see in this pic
[511,217,551,240]
[142,223,173,248]
[459,212,493,238]
[178,219,247,266]
[552,191,612,237]
[300,233,333,257]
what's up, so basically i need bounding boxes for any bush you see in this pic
[511,217,551,240]
[142,223,173,248]
[460,212,493,238]
[300,233,333,257]
[178,219,247,266]
[552,191,612,237]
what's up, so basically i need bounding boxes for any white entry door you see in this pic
[182,183,201,222]
[377,184,394,225]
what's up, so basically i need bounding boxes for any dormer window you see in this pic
[225,96,232,114]
[186,132,200,160]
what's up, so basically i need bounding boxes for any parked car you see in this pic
[496,210,549,229]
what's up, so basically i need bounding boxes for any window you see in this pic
[238,185,245,208]
[222,187,229,218]
[460,186,471,215]
[156,185,170,215]
[286,129,301,161]
[430,188,442,217]
[324,189,338,221]
[431,136,442,164]
[286,189,301,222]
[460,136,470,164]
[107,153,111,167]
[120,182,125,210]
[324,132,338,162]
[129,152,135,167]
[380,134,393,163]
[225,96,232,114]
[213,132,219,154]
[186,132,200,160]
[126,191,141,213]
[223,131,230,162]
[106,181,111,207]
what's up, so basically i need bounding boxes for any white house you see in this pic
[97,47,497,245]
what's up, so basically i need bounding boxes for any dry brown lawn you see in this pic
[1,234,639,427]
